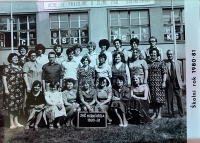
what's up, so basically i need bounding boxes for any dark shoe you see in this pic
[180,114,184,117]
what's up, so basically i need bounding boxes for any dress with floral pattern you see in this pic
[3,64,24,114]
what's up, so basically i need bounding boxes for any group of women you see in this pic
[2,36,168,130]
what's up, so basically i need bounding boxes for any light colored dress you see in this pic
[45,91,66,122]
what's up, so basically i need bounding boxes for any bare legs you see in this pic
[10,114,23,129]
[151,105,162,119]
[114,109,128,127]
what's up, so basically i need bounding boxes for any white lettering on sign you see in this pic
[44,0,154,10]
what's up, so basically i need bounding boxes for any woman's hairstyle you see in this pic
[131,48,144,60]
[116,75,125,83]
[131,74,141,85]
[81,55,91,64]
[149,48,160,57]
[7,53,18,63]
[49,81,59,89]
[35,44,46,54]
[99,39,110,50]
[130,38,139,46]
[81,79,91,86]
[148,36,157,43]
[113,38,122,45]
[87,41,96,50]
[48,51,56,58]
[66,47,74,55]
[31,80,42,92]
[73,44,82,52]
[112,51,125,64]
[98,53,107,61]
[18,45,28,54]
[99,77,109,87]
[28,50,37,58]
[65,78,76,86]
[53,44,63,53]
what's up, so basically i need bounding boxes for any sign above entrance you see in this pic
[44,0,154,10]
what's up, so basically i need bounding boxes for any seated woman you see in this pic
[111,76,129,127]
[79,80,96,112]
[45,82,66,129]
[25,80,47,131]
[95,77,112,124]
[62,78,81,126]
[128,75,152,124]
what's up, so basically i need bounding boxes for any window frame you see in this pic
[0,14,36,48]
[49,11,89,47]
[108,9,150,46]
[163,8,185,43]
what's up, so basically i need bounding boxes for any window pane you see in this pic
[60,14,68,21]
[80,21,88,28]
[120,11,128,26]
[70,21,79,28]
[140,11,148,18]
[60,22,68,29]
[70,30,79,37]
[20,24,27,30]
[0,16,7,23]
[50,15,58,21]
[111,28,120,42]
[20,32,27,38]
[51,31,59,45]
[174,9,181,24]
[0,24,7,30]
[30,32,36,38]
[61,37,69,44]
[61,30,69,37]
[131,19,139,25]
[51,22,59,29]
[71,37,79,44]
[111,20,119,26]
[28,15,36,23]
[80,13,88,21]
[70,14,78,21]
[30,23,36,30]
[163,10,171,24]
[120,28,130,42]
[20,16,27,23]
[141,27,149,41]
[141,18,149,25]
[30,39,36,45]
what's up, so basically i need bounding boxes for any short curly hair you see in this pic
[53,44,63,53]
[73,44,82,52]
[18,45,28,54]
[149,48,160,57]
[112,51,125,64]
[149,36,157,43]
[113,39,122,45]
[66,47,74,55]
[116,75,125,83]
[131,48,144,60]
[130,38,139,46]
[98,53,107,61]
[65,78,76,85]
[35,44,46,54]
[7,53,18,63]
[81,55,91,64]
[28,50,37,58]
[98,77,109,87]
[99,39,110,50]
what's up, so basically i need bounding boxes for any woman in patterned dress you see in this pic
[128,48,148,84]
[23,50,43,113]
[62,78,81,126]
[147,48,167,119]
[112,51,131,87]
[95,77,112,124]
[79,80,96,112]
[2,53,24,129]
[25,80,47,131]
[128,75,152,124]
[111,76,129,127]
[45,82,66,129]
[77,55,95,89]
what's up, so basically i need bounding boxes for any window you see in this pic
[163,8,185,41]
[110,10,150,44]
[0,15,36,47]
[50,13,89,46]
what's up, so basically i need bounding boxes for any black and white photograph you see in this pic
[0,0,198,142]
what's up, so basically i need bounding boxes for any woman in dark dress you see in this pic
[128,75,152,124]
[147,48,167,119]
[111,76,129,127]
[2,53,24,129]
[25,80,46,131]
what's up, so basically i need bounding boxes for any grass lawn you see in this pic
[0,88,187,143]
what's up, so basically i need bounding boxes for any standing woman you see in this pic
[77,55,95,88]
[18,45,29,67]
[147,48,167,119]
[2,53,24,129]
[128,48,148,84]
[95,77,112,124]
[112,51,131,87]
[23,50,43,108]
[95,53,112,87]
[25,80,47,131]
